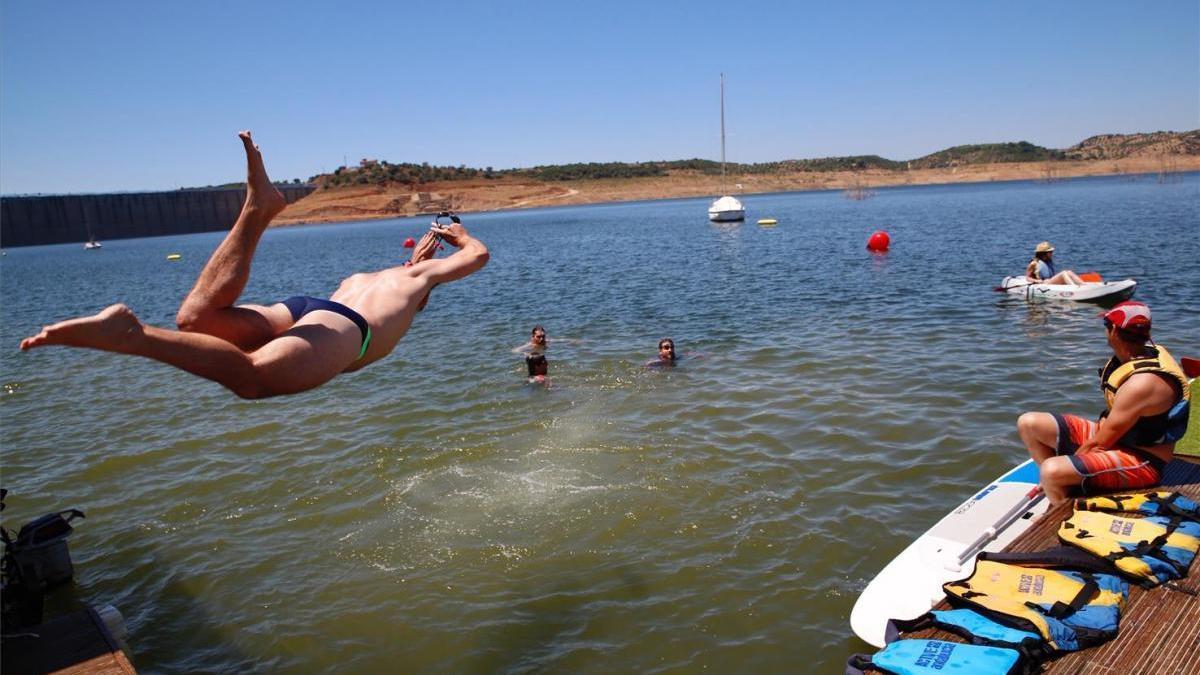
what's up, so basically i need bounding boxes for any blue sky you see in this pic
[2,1,1197,194]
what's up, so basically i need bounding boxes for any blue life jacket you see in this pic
[846,639,1030,675]
[1035,259,1056,280]
[887,608,1043,654]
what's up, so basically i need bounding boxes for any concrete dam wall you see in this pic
[0,186,315,248]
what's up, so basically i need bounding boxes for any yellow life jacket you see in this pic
[1099,343,1191,446]
[943,559,1126,653]
[1060,493,1200,587]
[1079,491,1200,520]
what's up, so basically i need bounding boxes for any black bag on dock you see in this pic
[8,508,86,590]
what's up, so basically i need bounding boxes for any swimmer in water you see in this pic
[513,325,581,357]
[646,338,678,367]
[513,325,551,380]
[525,353,549,384]
[513,325,549,357]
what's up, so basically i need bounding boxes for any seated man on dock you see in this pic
[1017,301,1190,504]
[19,131,490,399]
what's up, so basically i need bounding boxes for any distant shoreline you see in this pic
[273,155,1200,226]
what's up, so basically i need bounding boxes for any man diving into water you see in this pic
[19,131,490,399]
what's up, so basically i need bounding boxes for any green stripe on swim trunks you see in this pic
[358,327,372,361]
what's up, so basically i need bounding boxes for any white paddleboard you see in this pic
[999,276,1137,304]
[849,459,1049,648]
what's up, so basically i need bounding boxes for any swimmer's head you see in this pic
[531,325,547,346]
[658,338,676,362]
[526,354,548,377]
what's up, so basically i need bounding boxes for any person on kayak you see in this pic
[1025,241,1084,285]
[19,131,490,398]
[1017,301,1190,505]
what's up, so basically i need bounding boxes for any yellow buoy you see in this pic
[166,254,182,261]
[757,218,778,226]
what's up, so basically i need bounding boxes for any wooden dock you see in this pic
[3,605,136,675]
[888,457,1200,674]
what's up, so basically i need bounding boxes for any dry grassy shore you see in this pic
[274,155,1200,226]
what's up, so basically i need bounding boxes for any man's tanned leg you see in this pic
[19,303,354,399]
[175,131,288,349]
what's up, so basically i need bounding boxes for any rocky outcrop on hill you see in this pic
[1065,130,1200,160]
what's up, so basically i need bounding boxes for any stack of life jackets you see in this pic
[846,559,1129,674]
[847,490,1200,675]
[1060,491,1200,588]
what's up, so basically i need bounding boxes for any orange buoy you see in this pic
[403,237,416,248]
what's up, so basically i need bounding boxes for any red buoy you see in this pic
[403,237,416,248]
[867,230,890,252]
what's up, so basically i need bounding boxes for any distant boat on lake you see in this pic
[84,222,102,249]
[708,73,745,223]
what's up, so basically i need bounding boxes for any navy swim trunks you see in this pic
[281,296,372,360]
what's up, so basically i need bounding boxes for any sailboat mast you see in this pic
[719,73,727,194]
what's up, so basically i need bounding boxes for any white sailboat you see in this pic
[708,73,745,222]
[84,224,102,249]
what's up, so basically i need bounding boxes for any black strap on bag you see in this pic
[15,509,85,547]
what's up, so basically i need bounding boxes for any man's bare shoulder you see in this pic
[1116,371,1180,408]
[363,264,423,285]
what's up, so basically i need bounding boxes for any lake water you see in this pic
[2,174,1197,673]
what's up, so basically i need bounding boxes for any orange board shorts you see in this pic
[1053,413,1165,493]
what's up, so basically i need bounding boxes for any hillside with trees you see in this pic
[905,142,1065,170]
[1064,130,1200,160]
[306,131,1197,190]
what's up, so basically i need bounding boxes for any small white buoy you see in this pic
[166,253,182,261]
[757,218,778,226]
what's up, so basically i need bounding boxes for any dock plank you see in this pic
[2,606,136,675]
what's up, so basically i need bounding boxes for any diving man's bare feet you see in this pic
[20,304,144,352]
[238,131,286,221]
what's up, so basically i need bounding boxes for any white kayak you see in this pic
[999,276,1136,304]
[849,459,1049,648]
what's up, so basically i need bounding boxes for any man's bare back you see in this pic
[19,131,489,397]
[333,223,487,371]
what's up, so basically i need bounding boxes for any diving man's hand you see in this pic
[410,232,440,264]
[431,222,472,248]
